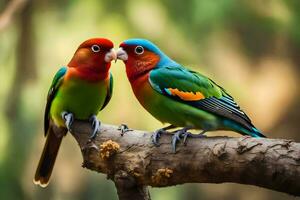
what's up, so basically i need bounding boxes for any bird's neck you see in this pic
[129,72,150,103]
[65,63,110,82]
[125,56,159,83]
[126,66,153,83]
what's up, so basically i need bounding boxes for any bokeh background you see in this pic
[0,0,299,199]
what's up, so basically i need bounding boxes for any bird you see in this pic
[116,38,265,152]
[34,38,116,187]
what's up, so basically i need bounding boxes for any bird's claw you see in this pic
[171,127,207,153]
[171,128,191,153]
[171,131,183,153]
[183,133,189,145]
[183,130,207,145]
[152,129,166,146]
[89,115,101,139]
[62,111,74,131]
[118,124,133,136]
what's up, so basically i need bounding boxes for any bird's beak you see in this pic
[105,48,117,63]
[116,47,128,61]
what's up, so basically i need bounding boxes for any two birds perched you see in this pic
[34,38,265,187]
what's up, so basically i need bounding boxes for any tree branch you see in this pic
[70,121,300,200]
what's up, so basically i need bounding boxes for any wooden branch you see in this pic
[70,121,300,200]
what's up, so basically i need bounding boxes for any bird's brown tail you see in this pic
[34,129,63,187]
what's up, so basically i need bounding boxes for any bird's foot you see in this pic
[151,125,177,146]
[89,115,101,139]
[171,127,192,153]
[182,130,207,145]
[118,124,133,136]
[61,111,74,131]
[152,129,168,146]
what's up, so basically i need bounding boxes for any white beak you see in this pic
[104,48,117,63]
[116,47,128,61]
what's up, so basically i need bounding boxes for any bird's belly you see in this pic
[134,82,219,130]
[50,79,107,126]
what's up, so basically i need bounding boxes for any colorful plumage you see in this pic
[34,38,116,187]
[117,38,265,151]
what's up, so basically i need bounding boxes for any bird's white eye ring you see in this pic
[91,45,100,53]
[134,46,144,55]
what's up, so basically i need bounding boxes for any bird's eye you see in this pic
[134,46,144,55]
[91,45,100,53]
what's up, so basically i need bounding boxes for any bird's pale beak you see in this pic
[116,47,128,61]
[105,48,117,63]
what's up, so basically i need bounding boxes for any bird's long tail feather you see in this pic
[223,119,266,138]
[34,129,63,187]
[249,127,266,138]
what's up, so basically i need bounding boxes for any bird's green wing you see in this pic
[100,73,113,111]
[44,67,67,136]
[149,66,254,130]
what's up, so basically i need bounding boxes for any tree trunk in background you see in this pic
[0,1,37,199]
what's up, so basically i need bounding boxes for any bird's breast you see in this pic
[130,73,154,105]
[50,76,109,126]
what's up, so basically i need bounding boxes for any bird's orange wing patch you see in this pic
[167,88,205,101]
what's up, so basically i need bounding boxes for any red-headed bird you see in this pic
[34,38,116,187]
[117,39,265,152]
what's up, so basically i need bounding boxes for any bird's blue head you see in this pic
[117,38,179,69]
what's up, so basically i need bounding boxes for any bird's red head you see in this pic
[68,38,116,80]
[117,40,160,81]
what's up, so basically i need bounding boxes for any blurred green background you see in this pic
[0,0,300,199]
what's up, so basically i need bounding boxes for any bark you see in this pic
[69,121,300,200]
